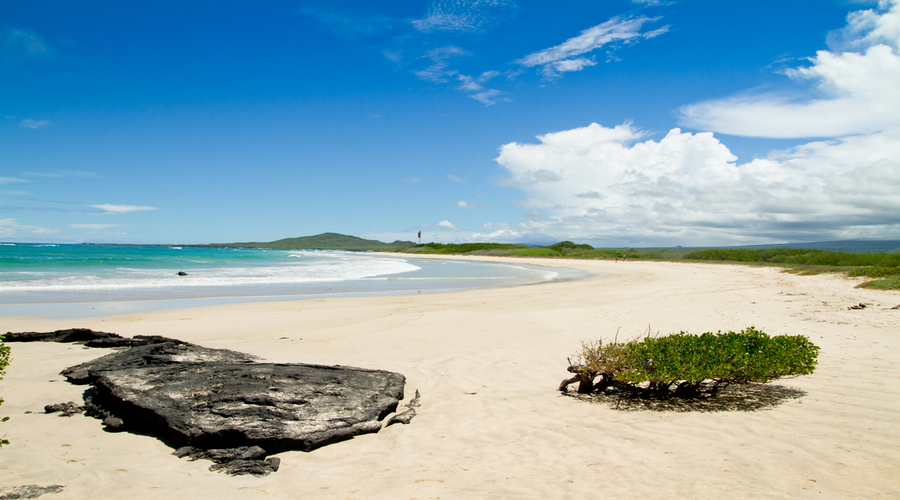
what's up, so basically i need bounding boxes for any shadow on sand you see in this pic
[562,383,807,412]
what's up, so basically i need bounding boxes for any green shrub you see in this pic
[855,277,900,290]
[560,327,819,398]
[0,334,9,446]
[848,266,900,278]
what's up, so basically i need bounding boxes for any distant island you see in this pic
[200,232,416,252]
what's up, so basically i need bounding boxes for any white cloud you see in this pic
[1,27,54,62]
[415,46,468,83]
[437,220,459,230]
[448,174,466,182]
[679,1,900,138]
[517,16,668,78]
[19,119,51,129]
[413,0,516,33]
[23,171,98,178]
[456,72,505,105]
[69,224,118,230]
[0,177,30,184]
[458,200,489,209]
[514,199,559,210]
[0,218,59,237]
[494,122,900,244]
[91,204,159,214]
[827,1,900,53]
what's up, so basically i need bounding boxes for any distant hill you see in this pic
[741,239,900,253]
[203,233,415,251]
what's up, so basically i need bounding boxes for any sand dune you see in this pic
[1,257,898,499]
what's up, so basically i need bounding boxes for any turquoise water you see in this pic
[0,243,589,317]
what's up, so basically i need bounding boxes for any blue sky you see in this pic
[2,0,898,246]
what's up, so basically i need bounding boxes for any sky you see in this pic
[2,0,899,246]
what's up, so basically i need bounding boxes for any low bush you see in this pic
[560,327,819,399]
[848,266,900,278]
[855,277,900,290]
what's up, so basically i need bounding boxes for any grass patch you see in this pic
[855,277,900,290]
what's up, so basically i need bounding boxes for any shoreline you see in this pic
[1,258,898,498]
[0,253,592,319]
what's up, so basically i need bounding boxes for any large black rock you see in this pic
[61,340,406,454]
[3,328,182,348]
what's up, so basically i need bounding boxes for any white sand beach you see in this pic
[1,257,898,499]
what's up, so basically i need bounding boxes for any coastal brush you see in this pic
[560,327,819,399]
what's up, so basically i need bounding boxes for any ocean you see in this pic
[0,243,588,317]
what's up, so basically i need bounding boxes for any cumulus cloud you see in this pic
[493,122,900,244]
[91,204,158,214]
[679,1,900,138]
[437,220,460,230]
[0,218,58,237]
[517,16,669,78]
[514,199,559,210]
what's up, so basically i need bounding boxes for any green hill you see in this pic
[205,233,415,251]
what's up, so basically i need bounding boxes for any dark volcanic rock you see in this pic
[44,401,84,417]
[4,329,185,349]
[0,485,64,499]
[173,445,279,475]
[3,328,123,344]
[210,457,280,476]
[62,341,406,455]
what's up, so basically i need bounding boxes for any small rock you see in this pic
[177,272,188,276]
[102,416,125,432]
[44,402,83,417]
[386,408,416,426]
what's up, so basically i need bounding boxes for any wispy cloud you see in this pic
[415,46,469,83]
[69,223,118,230]
[1,26,55,62]
[0,218,58,236]
[0,177,30,184]
[457,200,489,209]
[517,16,669,78]
[413,0,517,33]
[91,204,159,214]
[448,174,467,182]
[456,72,506,105]
[23,171,99,178]
[19,119,51,129]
